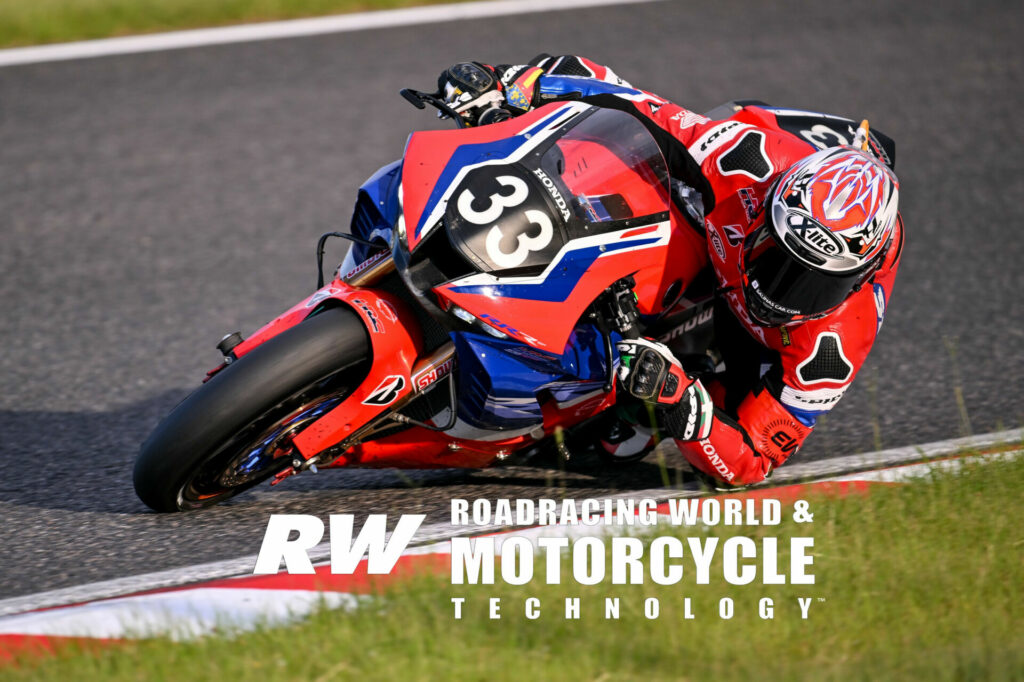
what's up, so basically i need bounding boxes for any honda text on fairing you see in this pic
[133,75,898,511]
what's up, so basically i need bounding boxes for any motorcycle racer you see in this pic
[435,56,904,487]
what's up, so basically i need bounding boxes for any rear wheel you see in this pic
[133,307,370,512]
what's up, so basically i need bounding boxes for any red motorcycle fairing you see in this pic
[400,101,708,353]
[333,383,620,471]
[539,384,617,433]
[632,202,710,316]
[289,285,425,460]
[335,379,619,471]
[402,103,588,253]
[335,425,530,470]
[208,105,714,470]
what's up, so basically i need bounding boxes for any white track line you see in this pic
[0,427,1019,618]
[0,588,358,640]
[0,0,663,68]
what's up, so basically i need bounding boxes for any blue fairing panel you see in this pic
[452,324,612,432]
[347,159,402,264]
[539,74,645,101]
[454,332,558,430]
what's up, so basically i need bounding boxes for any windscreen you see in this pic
[405,105,673,290]
[539,108,670,227]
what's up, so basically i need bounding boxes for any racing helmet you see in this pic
[741,146,900,326]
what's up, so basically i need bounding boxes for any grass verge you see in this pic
[4,454,1023,681]
[0,0,476,49]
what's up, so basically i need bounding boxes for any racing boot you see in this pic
[597,403,657,464]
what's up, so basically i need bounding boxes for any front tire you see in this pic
[134,307,370,512]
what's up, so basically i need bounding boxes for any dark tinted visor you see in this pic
[742,221,864,325]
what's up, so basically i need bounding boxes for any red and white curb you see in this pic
[0,428,1020,661]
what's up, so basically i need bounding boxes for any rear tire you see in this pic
[133,307,370,512]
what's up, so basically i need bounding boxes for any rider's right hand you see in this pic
[437,62,542,126]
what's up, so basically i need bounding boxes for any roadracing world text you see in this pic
[253,496,821,621]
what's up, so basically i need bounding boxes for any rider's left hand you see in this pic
[616,338,713,441]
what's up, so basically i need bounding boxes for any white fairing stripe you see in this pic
[443,417,538,441]
[450,220,671,290]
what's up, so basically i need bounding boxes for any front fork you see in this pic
[272,340,458,485]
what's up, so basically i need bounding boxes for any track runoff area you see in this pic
[0,427,1019,657]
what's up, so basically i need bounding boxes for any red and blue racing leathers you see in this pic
[519,56,904,485]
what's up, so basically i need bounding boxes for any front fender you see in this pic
[230,277,413,359]
[230,280,425,459]
[291,283,424,460]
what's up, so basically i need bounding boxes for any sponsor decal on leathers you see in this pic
[699,438,736,482]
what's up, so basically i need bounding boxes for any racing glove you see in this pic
[437,62,544,126]
[616,338,713,441]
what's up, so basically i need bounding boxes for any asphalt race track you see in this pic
[1,0,1022,599]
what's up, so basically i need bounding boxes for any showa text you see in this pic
[254,497,819,621]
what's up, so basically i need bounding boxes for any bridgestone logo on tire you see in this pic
[362,375,406,406]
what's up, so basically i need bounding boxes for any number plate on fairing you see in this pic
[445,165,568,274]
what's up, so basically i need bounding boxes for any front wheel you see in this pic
[133,306,370,512]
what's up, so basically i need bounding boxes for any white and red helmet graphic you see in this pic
[770,147,900,273]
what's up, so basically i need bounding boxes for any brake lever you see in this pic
[592,278,642,393]
[399,88,470,129]
[399,88,427,109]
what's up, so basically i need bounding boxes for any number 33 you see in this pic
[457,175,554,269]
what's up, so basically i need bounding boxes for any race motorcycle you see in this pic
[133,88,895,512]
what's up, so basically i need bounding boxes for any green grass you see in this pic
[0,0,478,48]
[5,454,1023,681]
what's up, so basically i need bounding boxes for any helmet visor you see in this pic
[742,220,865,326]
